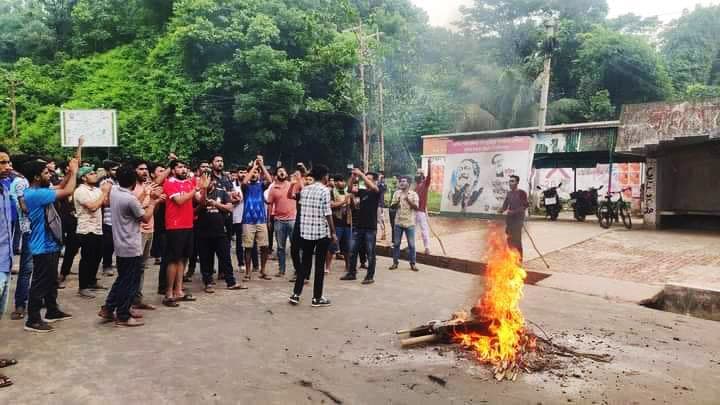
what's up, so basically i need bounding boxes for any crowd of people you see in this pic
[0,137,531,388]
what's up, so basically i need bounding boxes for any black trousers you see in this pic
[78,233,103,289]
[506,221,523,260]
[198,235,236,286]
[187,230,202,275]
[102,224,114,268]
[60,221,80,276]
[290,225,306,279]
[389,208,398,244]
[157,233,168,293]
[105,256,143,322]
[28,253,61,324]
[293,237,329,299]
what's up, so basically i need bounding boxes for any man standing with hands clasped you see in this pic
[499,175,528,260]
[389,176,420,272]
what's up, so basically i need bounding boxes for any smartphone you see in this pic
[346,163,354,170]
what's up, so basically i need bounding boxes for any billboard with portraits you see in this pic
[440,136,533,215]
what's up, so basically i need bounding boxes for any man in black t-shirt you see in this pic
[196,179,247,292]
[341,169,380,284]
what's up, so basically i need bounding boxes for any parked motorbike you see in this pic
[570,185,603,222]
[537,183,562,221]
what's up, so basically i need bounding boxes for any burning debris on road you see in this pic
[397,225,612,381]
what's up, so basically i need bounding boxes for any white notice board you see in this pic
[60,109,118,147]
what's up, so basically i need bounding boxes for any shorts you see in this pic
[165,229,194,262]
[330,226,351,254]
[242,223,269,248]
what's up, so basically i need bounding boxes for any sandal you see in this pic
[0,374,12,388]
[178,294,196,302]
[228,284,248,290]
[0,359,17,368]
[162,298,179,307]
[259,274,271,280]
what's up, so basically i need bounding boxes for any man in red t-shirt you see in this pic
[161,160,209,307]
[266,167,297,277]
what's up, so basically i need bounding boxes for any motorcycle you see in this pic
[537,183,562,221]
[569,185,603,222]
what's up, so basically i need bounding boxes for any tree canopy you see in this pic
[1,0,718,173]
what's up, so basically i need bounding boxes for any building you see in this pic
[616,99,720,229]
[421,121,643,217]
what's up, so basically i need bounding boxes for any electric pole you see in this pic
[9,74,18,138]
[537,18,556,132]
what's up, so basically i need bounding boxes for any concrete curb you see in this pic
[641,283,720,321]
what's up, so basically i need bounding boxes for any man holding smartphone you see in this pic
[241,156,273,281]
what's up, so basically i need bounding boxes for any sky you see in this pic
[410,0,720,28]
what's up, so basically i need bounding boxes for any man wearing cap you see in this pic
[74,166,112,298]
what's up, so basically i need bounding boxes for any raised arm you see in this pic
[352,168,378,193]
[55,158,79,200]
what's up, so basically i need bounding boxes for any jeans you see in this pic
[78,233,103,289]
[102,224,114,268]
[393,225,416,265]
[0,272,9,318]
[389,208,398,243]
[12,219,20,253]
[274,219,294,274]
[14,231,33,310]
[233,224,258,269]
[294,237,329,299]
[28,252,61,324]
[349,228,377,279]
[199,235,236,287]
[60,222,80,277]
[105,256,143,322]
[134,232,153,304]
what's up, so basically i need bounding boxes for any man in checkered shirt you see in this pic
[289,164,337,307]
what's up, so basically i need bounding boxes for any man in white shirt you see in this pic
[73,166,111,298]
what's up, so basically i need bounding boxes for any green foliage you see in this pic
[574,26,672,112]
[684,84,720,101]
[661,5,720,93]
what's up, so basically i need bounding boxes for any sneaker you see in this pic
[239,265,246,272]
[24,321,54,333]
[289,276,297,282]
[311,297,331,307]
[154,258,162,265]
[361,278,375,285]
[98,307,115,322]
[360,263,368,269]
[340,273,356,281]
[410,264,419,272]
[115,318,144,327]
[44,311,73,323]
[78,289,96,299]
[388,263,398,270]
[288,294,300,305]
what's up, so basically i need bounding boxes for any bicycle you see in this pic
[598,187,632,230]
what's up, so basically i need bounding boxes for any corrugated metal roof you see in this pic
[421,121,621,139]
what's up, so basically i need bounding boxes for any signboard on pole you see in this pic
[440,136,533,215]
[60,109,118,147]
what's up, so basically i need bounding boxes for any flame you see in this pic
[455,224,528,366]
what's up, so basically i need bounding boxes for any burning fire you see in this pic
[454,224,530,369]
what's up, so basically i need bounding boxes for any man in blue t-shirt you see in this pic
[21,157,79,333]
[241,156,272,281]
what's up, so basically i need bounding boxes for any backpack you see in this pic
[45,203,64,245]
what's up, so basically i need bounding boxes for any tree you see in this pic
[661,5,720,93]
[574,26,672,113]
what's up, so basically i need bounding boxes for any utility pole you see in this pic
[537,18,556,132]
[377,27,385,172]
[9,74,18,138]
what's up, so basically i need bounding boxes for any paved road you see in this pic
[1,256,718,404]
